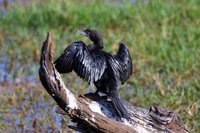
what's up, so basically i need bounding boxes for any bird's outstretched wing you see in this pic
[108,43,133,84]
[54,41,106,84]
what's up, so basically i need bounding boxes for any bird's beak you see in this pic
[77,30,88,37]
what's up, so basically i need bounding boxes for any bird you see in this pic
[54,29,133,119]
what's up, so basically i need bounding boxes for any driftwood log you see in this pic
[39,32,188,133]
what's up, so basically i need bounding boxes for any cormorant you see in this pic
[54,29,133,119]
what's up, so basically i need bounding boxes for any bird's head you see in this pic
[78,29,103,49]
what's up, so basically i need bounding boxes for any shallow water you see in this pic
[0,54,72,132]
[0,79,72,132]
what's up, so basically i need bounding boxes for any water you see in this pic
[0,55,69,132]
[0,81,68,132]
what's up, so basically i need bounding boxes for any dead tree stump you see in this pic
[38,32,188,133]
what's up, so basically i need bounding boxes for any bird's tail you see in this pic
[110,91,130,119]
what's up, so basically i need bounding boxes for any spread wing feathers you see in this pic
[54,42,77,73]
[108,43,133,84]
[54,41,106,84]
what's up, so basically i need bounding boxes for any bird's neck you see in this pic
[88,39,103,51]
[94,38,104,49]
[97,39,103,49]
[88,44,98,51]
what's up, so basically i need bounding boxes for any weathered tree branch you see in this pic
[39,32,188,133]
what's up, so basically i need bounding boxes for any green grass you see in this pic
[0,0,200,132]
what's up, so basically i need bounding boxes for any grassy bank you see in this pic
[0,0,199,132]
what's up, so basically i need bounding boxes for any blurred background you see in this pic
[0,0,199,132]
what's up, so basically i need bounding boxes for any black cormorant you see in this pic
[54,29,133,119]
